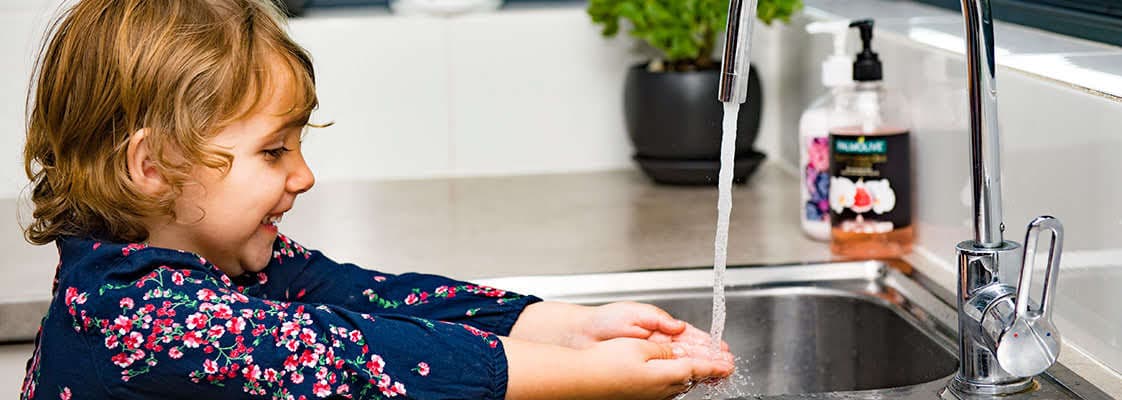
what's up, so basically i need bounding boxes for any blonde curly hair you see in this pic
[24,0,320,245]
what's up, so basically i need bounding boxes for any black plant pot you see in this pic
[624,62,765,185]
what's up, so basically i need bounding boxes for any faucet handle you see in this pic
[996,216,1064,377]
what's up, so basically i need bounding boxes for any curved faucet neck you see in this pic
[962,0,1006,247]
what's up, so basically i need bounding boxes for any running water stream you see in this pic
[700,0,759,396]
[681,103,749,400]
[709,102,740,349]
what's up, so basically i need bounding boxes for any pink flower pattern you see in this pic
[22,234,540,400]
[80,266,408,398]
[362,284,510,310]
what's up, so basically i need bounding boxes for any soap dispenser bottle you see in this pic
[799,20,852,241]
[828,19,914,258]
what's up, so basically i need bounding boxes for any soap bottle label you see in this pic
[827,132,911,233]
[803,137,830,223]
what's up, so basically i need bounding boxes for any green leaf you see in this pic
[588,0,803,65]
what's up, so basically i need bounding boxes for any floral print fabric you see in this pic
[21,234,540,399]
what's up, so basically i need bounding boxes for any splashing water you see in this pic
[675,356,752,399]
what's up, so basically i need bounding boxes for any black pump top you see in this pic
[849,19,882,82]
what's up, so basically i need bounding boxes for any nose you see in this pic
[287,153,316,194]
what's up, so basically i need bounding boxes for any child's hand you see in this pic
[504,336,734,400]
[574,302,730,354]
[580,338,735,399]
[509,301,731,363]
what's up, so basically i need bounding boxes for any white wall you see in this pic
[0,0,70,198]
[289,7,650,182]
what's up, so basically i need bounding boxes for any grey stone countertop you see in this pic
[281,161,835,280]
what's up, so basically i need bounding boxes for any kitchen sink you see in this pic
[479,261,1110,399]
[643,288,956,395]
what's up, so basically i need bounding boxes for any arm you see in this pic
[75,263,512,399]
[255,234,542,336]
[260,235,724,358]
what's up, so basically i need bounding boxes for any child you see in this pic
[19,0,734,399]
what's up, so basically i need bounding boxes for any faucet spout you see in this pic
[962,0,1005,247]
[718,0,759,103]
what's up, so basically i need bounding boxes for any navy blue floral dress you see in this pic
[20,234,541,399]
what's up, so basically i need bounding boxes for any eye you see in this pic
[263,146,292,161]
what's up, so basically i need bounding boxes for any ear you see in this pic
[125,129,166,196]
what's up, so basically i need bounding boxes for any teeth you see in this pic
[262,215,282,226]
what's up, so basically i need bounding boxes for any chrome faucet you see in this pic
[719,0,1065,396]
[718,0,758,104]
[947,0,1066,397]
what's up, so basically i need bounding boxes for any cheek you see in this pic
[230,167,287,202]
[171,183,211,222]
[254,175,289,203]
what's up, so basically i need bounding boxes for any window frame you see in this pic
[914,0,1122,47]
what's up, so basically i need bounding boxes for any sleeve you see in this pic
[75,263,512,400]
[255,234,542,336]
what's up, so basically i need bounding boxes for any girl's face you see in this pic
[146,66,316,277]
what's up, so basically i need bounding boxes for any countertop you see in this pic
[280,161,835,280]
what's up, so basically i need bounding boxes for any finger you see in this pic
[679,324,714,342]
[672,335,730,353]
[631,304,687,335]
[687,357,734,380]
[648,332,673,344]
[672,324,708,340]
[640,340,683,360]
[648,357,734,383]
[612,325,654,339]
[672,342,734,364]
[659,317,688,336]
[673,325,731,351]
[661,383,692,400]
[672,331,711,346]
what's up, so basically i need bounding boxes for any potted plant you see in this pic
[589,0,802,185]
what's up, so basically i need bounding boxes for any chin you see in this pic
[243,250,273,273]
[241,228,278,273]
[238,245,273,274]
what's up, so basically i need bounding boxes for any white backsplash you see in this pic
[288,6,648,182]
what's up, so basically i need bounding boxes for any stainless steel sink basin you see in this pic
[642,288,956,395]
[479,261,1109,399]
